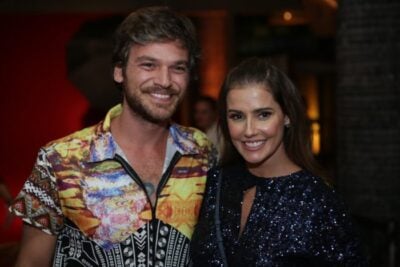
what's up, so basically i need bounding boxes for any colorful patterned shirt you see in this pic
[10,105,217,267]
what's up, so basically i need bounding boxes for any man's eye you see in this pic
[172,65,188,73]
[140,62,155,69]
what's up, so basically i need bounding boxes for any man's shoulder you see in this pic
[42,123,101,157]
[46,124,99,146]
[173,124,213,149]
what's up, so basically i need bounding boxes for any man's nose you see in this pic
[154,67,172,88]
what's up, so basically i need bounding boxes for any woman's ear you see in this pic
[284,116,290,127]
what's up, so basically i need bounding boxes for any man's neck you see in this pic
[110,106,170,151]
[111,105,171,204]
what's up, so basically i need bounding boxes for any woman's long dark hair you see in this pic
[218,57,325,179]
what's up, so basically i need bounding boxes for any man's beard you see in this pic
[124,85,181,124]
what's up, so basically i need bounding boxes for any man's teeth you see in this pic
[151,93,170,99]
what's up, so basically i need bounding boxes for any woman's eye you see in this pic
[228,113,243,120]
[258,111,272,119]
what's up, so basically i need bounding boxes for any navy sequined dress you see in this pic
[191,166,367,266]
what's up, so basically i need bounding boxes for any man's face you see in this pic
[194,101,217,131]
[114,40,190,123]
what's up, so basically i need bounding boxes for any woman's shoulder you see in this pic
[207,164,247,181]
[269,170,341,208]
[282,171,350,215]
[206,164,251,194]
[283,170,334,193]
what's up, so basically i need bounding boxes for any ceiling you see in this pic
[0,0,307,14]
[0,0,337,36]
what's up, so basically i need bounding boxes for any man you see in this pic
[0,176,14,229]
[10,6,216,267]
[193,96,223,154]
[193,96,218,134]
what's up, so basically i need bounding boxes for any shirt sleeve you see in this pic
[9,148,64,235]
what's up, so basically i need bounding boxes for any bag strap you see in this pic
[215,169,229,266]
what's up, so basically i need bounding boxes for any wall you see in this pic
[336,2,400,266]
[0,14,102,242]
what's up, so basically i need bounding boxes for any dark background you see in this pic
[0,1,399,266]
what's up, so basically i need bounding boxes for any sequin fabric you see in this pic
[191,165,368,266]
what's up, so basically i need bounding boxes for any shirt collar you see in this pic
[87,104,200,163]
[87,104,121,162]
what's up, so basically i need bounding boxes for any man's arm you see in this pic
[14,224,57,267]
[0,183,13,205]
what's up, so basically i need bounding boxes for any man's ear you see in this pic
[113,66,124,83]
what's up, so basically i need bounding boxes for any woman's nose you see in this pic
[244,118,257,137]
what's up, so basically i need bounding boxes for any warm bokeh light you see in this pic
[323,0,338,9]
[283,11,293,21]
[195,10,228,99]
[311,122,321,155]
[269,9,308,26]
[298,74,321,155]
[304,76,319,121]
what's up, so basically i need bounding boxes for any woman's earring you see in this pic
[284,118,290,128]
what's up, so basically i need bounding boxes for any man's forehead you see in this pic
[129,41,189,61]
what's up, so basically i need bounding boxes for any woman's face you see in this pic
[226,83,289,169]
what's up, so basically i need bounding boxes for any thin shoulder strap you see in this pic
[215,169,229,266]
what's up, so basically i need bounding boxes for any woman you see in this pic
[191,58,367,266]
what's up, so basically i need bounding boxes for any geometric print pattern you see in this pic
[10,104,217,267]
[53,219,191,267]
[11,148,63,234]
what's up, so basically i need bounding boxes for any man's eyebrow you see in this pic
[174,60,189,65]
[135,56,156,62]
[134,56,188,66]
